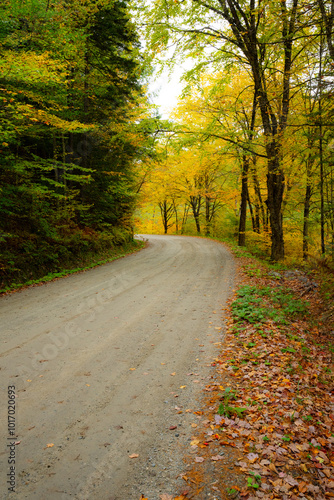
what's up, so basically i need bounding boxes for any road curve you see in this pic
[0,235,235,499]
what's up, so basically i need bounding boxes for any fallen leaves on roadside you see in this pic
[129,453,139,458]
[183,258,334,499]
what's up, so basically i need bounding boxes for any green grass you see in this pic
[231,284,309,324]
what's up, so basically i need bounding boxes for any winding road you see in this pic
[0,235,235,499]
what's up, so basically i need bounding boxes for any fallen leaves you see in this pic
[180,257,334,499]
[129,453,139,459]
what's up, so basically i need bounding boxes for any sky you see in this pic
[148,64,188,118]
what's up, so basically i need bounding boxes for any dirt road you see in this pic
[0,235,235,499]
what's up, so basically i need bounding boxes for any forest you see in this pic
[1,0,334,289]
[0,0,154,289]
[136,0,334,264]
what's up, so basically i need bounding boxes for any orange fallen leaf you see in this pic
[129,453,139,458]
[46,443,54,448]
[269,462,278,473]
[298,481,308,493]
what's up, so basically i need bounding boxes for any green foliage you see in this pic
[247,477,260,489]
[0,237,143,294]
[0,0,152,287]
[218,387,247,419]
[231,285,309,324]
[226,488,239,498]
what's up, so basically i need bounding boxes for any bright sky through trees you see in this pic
[149,68,184,116]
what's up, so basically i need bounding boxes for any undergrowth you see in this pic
[231,284,310,324]
[0,238,144,294]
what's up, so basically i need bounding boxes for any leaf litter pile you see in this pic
[174,256,334,500]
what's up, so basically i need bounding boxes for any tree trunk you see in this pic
[173,200,179,234]
[159,200,174,234]
[247,189,256,233]
[238,155,249,246]
[190,195,201,234]
[266,142,285,260]
[194,213,201,234]
[303,182,312,261]
[205,196,211,236]
[181,204,189,234]
[251,160,265,233]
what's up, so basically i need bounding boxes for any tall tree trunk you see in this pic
[251,159,266,232]
[266,144,285,260]
[247,189,256,232]
[194,213,201,233]
[205,196,211,236]
[303,178,312,260]
[238,155,249,246]
[319,24,326,255]
[238,89,258,246]
[317,0,334,62]
[173,200,179,234]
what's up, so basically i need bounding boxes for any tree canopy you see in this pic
[135,0,334,262]
[0,0,154,288]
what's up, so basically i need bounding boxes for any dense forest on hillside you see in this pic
[0,0,154,289]
[135,0,334,264]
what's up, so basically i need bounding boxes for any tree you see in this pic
[317,0,334,61]
[142,0,314,259]
[0,0,151,286]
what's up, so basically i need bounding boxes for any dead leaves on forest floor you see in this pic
[181,256,334,500]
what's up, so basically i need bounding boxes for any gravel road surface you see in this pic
[0,235,235,499]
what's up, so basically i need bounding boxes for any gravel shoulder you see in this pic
[0,235,235,499]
